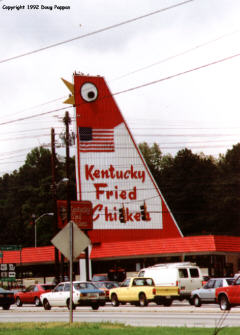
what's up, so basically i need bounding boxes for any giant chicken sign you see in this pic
[62,74,182,243]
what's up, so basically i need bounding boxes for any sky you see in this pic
[1,0,240,176]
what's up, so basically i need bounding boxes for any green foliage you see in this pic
[0,146,76,247]
[139,142,240,236]
[0,322,238,335]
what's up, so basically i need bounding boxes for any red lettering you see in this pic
[134,212,141,221]
[125,208,134,222]
[104,207,115,221]
[85,164,145,182]
[119,190,127,199]
[93,205,151,223]
[94,183,108,199]
[92,204,103,221]
[106,190,114,199]
[129,186,136,200]
[85,164,94,181]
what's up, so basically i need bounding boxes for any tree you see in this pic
[0,146,77,247]
[213,144,240,235]
[139,143,219,236]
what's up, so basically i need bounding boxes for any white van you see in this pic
[138,262,203,302]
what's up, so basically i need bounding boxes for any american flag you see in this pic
[79,127,115,152]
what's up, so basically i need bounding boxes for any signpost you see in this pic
[0,246,22,282]
[51,221,91,260]
[51,221,91,324]
[57,200,93,230]
[0,245,21,251]
[0,263,16,281]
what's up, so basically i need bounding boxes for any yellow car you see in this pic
[109,277,178,307]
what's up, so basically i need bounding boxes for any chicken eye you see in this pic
[80,82,98,102]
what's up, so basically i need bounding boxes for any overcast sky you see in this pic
[1,0,240,176]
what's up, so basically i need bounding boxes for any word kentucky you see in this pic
[85,164,145,183]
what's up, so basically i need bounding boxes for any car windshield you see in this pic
[74,282,97,290]
[133,278,154,286]
[0,288,11,293]
[92,275,108,281]
[226,279,234,285]
[94,282,118,289]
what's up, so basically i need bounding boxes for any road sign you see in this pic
[0,263,16,281]
[0,245,21,251]
[57,200,93,230]
[51,221,91,260]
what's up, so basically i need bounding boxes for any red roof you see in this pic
[2,235,240,264]
[2,246,56,265]
[90,235,240,260]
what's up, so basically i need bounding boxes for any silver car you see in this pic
[191,278,234,307]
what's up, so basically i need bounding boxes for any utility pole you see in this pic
[64,111,71,224]
[63,111,73,323]
[51,128,60,283]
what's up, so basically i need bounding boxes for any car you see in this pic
[93,281,119,301]
[109,277,179,307]
[202,276,210,286]
[191,277,234,307]
[138,262,203,302]
[9,284,26,294]
[14,283,56,307]
[92,274,109,282]
[215,275,240,310]
[0,287,15,310]
[40,281,106,310]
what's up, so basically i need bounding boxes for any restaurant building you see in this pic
[2,74,240,284]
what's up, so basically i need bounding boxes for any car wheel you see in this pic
[139,293,148,307]
[219,295,231,311]
[16,297,22,307]
[111,294,120,307]
[43,299,51,310]
[193,295,201,307]
[67,299,76,310]
[2,304,10,310]
[34,297,41,307]
[163,298,173,307]
[91,303,99,310]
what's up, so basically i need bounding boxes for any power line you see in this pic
[0,106,71,126]
[1,26,239,124]
[0,47,239,127]
[0,96,67,122]
[113,28,240,80]
[114,51,240,96]
[0,0,194,64]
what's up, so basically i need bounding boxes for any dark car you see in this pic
[93,281,119,301]
[92,274,109,282]
[0,287,15,310]
[15,283,56,307]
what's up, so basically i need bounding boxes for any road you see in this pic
[1,302,240,328]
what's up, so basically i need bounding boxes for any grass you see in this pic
[0,323,239,335]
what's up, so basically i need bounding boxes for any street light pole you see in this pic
[32,213,54,248]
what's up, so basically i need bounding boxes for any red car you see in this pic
[215,275,240,310]
[15,284,55,307]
